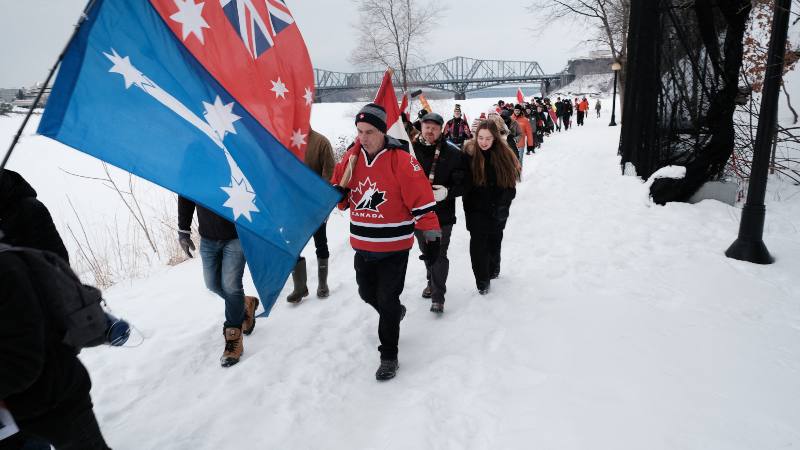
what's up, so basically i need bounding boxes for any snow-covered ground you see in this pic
[3,97,800,449]
[553,73,615,98]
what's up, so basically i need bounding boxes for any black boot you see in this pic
[287,258,309,303]
[430,302,444,314]
[375,359,399,381]
[477,280,490,295]
[317,258,329,298]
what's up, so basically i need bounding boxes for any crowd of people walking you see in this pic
[0,93,600,450]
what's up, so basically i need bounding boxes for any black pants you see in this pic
[563,115,571,130]
[1,393,111,450]
[313,222,329,259]
[354,251,409,360]
[469,231,503,287]
[414,225,453,304]
[577,111,585,126]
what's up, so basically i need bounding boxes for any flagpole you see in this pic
[0,0,97,175]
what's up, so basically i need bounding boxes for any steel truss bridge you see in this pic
[314,56,575,100]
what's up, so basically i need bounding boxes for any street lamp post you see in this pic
[725,0,790,264]
[609,61,621,127]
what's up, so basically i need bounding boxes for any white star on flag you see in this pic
[104,49,147,89]
[221,177,259,222]
[270,78,289,99]
[303,87,313,106]
[290,129,307,148]
[203,96,240,140]
[170,0,210,44]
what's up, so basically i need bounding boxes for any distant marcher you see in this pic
[555,97,564,132]
[442,104,473,148]
[462,120,518,295]
[595,99,602,118]
[575,97,585,126]
[512,104,534,162]
[562,99,573,130]
[580,97,590,123]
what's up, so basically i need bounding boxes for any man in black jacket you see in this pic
[0,251,111,450]
[411,112,470,313]
[177,197,259,367]
[0,169,68,262]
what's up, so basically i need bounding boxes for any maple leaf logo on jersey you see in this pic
[352,177,387,212]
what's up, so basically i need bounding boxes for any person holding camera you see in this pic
[462,120,518,295]
[0,250,113,450]
[1,169,113,449]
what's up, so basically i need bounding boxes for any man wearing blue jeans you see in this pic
[177,196,259,367]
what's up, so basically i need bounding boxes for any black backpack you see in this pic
[0,243,108,353]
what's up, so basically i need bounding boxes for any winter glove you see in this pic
[178,231,195,258]
[333,185,350,201]
[431,184,448,202]
[421,238,441,266]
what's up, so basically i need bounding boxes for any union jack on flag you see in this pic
[220,0,295,59]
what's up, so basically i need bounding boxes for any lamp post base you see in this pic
[609,115,617,126]
[725,205,774,264]
[725,238,774,264]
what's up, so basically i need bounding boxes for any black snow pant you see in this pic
[312,222,329,259]
[354,250,409,361]
[577,111,585,126]
[563,114,571,130]
[469,230,503,288]
[414,224,453,304]
[1,392,111,450]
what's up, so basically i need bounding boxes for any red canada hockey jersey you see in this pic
[331,137,440,252]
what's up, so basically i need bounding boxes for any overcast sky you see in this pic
[0,0,591,88]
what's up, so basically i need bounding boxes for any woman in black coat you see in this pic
[462,120,519,295]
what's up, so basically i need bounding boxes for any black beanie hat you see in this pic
[355,103,387,133]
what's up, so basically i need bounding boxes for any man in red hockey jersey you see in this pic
[332,103,441,381]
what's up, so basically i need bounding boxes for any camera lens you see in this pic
[105,313,131,346]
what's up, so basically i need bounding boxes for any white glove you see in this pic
[432,184,448,202]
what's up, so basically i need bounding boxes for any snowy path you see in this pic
[41,109,800,449]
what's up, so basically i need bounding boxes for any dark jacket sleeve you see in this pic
[15,198,69,262]
[445,148,471,200]
[0,254,46,400]
[177,195,196,233]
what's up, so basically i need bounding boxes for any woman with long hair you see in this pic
[462,120,519,294]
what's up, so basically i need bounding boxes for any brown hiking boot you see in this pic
[242,296,260,335]
[220,327,243,367]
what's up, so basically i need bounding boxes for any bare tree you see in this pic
[529,0,630,115]
[349,0,445,91]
